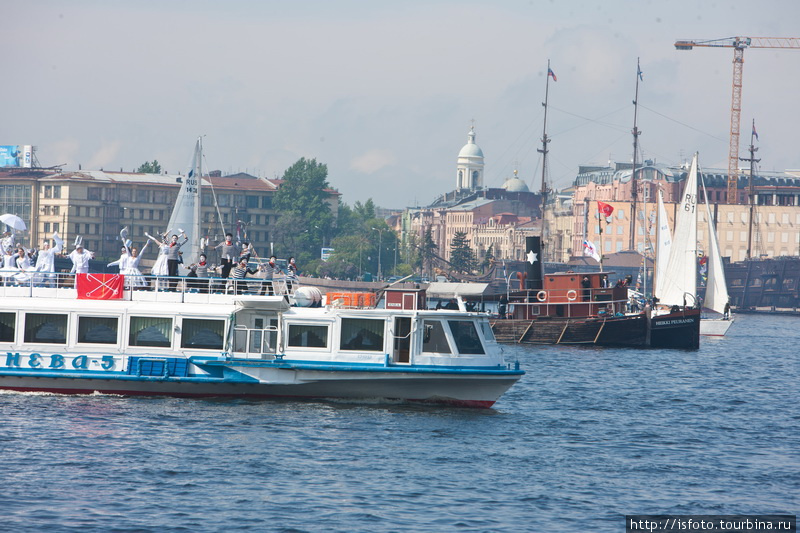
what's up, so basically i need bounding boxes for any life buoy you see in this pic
[536,290,547,302]
[566,290,577,301]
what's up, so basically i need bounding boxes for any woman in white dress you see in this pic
[145,232,170,289]
[0,241,18,284]
[124,240,150,288]
[13,247,33,285]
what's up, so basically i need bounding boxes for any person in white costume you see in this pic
[69,240,94,274]
[123,240,150,289]
[13,246,34,285]
[33,233,64,287]
[0,237,18,285]
[145,232,170,290]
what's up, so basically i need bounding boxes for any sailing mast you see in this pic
[629,58,642,252]
[538,60,553,262]
[741,119,760,259]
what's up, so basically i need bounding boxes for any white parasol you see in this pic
[0,214,26,231]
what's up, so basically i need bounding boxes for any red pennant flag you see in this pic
[76,273,125,300]
[597,201,615,218]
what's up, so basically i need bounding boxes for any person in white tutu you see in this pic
[32,233,63,287]
[145,231,170,289]
[0,239,18,285]
[121,239,150,289]
[12,246,36,285]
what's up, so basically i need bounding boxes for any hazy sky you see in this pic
[4,1,799,208]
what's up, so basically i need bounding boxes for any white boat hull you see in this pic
[0,358,522,408]
[700,317,734,336]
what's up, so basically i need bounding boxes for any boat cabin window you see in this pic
[479,321,495,343]
[78,316,119,345]
[24,313,67,344]
[287,324,328,349]
[0,312,15,342]
[447,320,485,355]
[181,318,225,350]
[129,316,172,348]
[339,318,384,352]
[421,320,451,354]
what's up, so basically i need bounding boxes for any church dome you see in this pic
[458,126,484,159]
[502,170,530,192]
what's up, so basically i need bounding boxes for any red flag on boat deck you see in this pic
[76,273,124,300]
[597,201,614,218]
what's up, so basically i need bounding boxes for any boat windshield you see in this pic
[447,320,485,355]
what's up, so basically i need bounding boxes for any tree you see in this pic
[450,231,477,274]
[482,243,495,272]
[137,160,161,174]
[420,228,438,277]
[273,158,335,261]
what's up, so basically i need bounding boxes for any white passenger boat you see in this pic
[0,276,523,408]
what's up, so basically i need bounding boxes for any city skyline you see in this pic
[3,1,800,208]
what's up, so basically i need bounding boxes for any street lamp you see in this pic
[371,227,385,281]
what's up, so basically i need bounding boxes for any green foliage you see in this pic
[420,228,438,276]
[137,160,162,174]
[272,158,335,261]
[482,243,495,272]
[449,231,477,274]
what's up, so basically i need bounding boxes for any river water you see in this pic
[1,313,797,532]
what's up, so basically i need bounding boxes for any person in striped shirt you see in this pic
[230,259,257,294]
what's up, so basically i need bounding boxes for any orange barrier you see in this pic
[325,291,377,308]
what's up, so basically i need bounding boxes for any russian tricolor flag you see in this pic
[547,68,557,82]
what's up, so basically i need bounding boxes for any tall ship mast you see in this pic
[740,119,760,260]
[538,60,554,262]
[629,58,642,252]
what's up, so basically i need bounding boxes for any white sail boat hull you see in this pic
[700,317,734,336]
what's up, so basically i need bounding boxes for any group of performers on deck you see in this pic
[0,226,299,295]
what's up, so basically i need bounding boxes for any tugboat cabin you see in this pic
[508,271,629,320]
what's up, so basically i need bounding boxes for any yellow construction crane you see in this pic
[674,36,800,204]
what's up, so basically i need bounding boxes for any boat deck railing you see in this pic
[504,286,632,319]
[0,271,297,302]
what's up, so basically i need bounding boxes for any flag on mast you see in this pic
[597,201,614,218]
[583,240,601,262]
[752,122,759,141]
[547,67,557,82]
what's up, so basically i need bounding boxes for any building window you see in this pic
[246,196,259,208]
[287,324,328,348]
[119,188,132,202]
[153,191,167,204]
[53,222,59,233]
[44,223,50,233]
[88,188,101,201]
[53,185,61,199]
[261,196,272,209]
[78,316,119,344]
[181,319,224,350]
[52,206,60,216]
[340,318,384,351]
[44,185,52,198]
[136,189,149,203]
[24,313,67,344]
[218,194,230,207]
[129,316,172,348]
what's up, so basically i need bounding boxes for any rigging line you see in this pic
[548,104,631,135]
[638,104,728,144]
[574,131,630,168]
[201,151,227,237]
[488,109,544,185]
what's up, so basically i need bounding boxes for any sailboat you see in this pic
[166,138,204,267]
[654,153,732,337]
[699,166,734,336]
